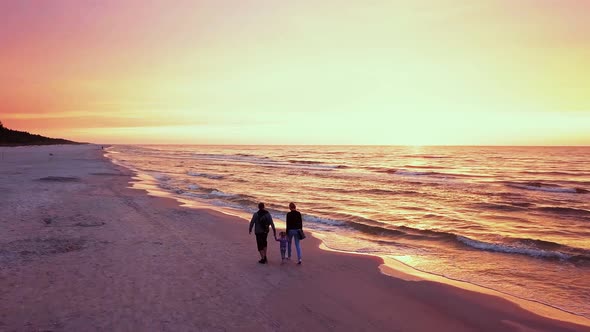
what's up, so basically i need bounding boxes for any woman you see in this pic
[286,202,303,264]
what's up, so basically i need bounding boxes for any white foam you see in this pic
[304,215,346,226]
[187,171,223,179]
[153,173,171,181]
[209,190,235,198]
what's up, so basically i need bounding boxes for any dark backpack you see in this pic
[258,210,270,232]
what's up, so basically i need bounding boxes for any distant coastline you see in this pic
[0,121,82,146]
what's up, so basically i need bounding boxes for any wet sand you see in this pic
[0,144,588,331]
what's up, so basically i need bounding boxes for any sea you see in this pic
[107,145,590,318]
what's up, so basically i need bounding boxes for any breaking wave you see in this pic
[505,181,588,194]
[187,171,224,179]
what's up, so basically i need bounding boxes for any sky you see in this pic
[1,0,589,145]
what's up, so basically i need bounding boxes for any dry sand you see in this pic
[0,144,589,332]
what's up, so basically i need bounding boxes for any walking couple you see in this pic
[248,202,304,265]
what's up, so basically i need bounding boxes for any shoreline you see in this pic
[0,144,588,331]
[107,146,590,328]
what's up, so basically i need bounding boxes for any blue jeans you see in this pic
[287,229,302,260]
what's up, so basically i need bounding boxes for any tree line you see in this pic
[0,121,80,146]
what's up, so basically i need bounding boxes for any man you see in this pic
[249,202,276,264]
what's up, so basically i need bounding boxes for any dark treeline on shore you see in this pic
[0,121,80,146]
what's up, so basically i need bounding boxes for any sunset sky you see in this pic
[1,0,589,145]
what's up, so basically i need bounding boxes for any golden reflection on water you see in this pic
[391,255,416,265]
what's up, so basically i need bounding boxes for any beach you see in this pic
[1,144,589,332]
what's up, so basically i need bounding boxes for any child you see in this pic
[275,231,289,262]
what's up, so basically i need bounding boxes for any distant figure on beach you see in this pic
[275,231,289,263]
[249,202,276,264]
[286,202,303,264]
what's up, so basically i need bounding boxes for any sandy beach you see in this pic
[0,144,588,332]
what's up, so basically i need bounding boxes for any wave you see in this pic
[158,182,185,195]
[457,236,571,260]
[397,225,457,241]
[153,173,171,181]
[302,213,457,242]
[470,202,529,212]
[180,184,259,208]
[511,237,564,250]
[302,215,347,226]
[569,255,590,265]
[193,153,343,169]
[400,154,449,159]
[288,159,322,165]
[392,170,440,177]
[536,206,590,217]
[208,190,236,198]
[357,188,420,196]
[192,153,344,171]
[505,181,588,194]
[406,181,442,187]
[456,236,590,264]
[403,165,447,170]
[343,221,407,237]
[487,191,524,198]
[373,168,487,180]
[521,170,590,177]
[288,159,349,169]
[373,168,442,177]
[297,208,590,261]
[301,211,590,264]
[322,187,421,196]
[508,202,535,207]
[191,153,273,165]
[187,171,224,179]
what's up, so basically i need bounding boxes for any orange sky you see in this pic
[1,0,589,145]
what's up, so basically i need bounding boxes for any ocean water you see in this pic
[107,145,590,318]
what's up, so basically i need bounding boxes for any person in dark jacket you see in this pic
[249,202,276,264]
[286,202,303,264]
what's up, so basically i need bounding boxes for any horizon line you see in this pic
[97,143,590,148]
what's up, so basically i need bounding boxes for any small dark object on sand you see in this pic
[38,176,80,182]
[43,218,52,225]
[75,222,105,227]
